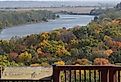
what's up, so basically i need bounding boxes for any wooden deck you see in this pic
[1,65,121,82]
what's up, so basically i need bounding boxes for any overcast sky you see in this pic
[1,0,121,4]
[0,0,121,1]
[0,0,120,7]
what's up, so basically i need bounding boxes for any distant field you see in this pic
[39,7,95,13]
[0,7,95,14]
[1,67,52,80]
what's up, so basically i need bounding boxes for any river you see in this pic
[0,14,95,40]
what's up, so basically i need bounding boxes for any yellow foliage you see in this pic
[40,32,50,41]
[30,63,40,67]
[40,62,50,67]
[55,48,70,56]
[37,48,43,54]
[54,60,65,65]
[18,51,32,62]
[104,35,112,41]
[70,39,78,46]
[40,40,70,56]
[40,40,51,48]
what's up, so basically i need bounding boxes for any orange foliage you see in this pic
[36,48,48,57]
[105,36,121,48]
[94,58,110,65]
[37,48,42,54]
[112,19,121,24]
[112,41,121,48]
[8,52,18,61]
[103,49,113,56]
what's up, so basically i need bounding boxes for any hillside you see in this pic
[1,3,121,66]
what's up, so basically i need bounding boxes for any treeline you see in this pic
[1,3,121,66]
[0,10,58,31]
[90,2,121,17]
[115,2,121,9]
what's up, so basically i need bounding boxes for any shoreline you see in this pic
[0,18,57,34]
[0,14,94,40]
[0,14,94,32]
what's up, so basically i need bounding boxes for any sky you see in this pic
[0,0,121,1]
[0,0,121,4]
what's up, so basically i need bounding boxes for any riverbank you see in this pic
[0,10,58,33]
[0,14,94,40]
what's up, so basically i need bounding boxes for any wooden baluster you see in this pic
[79,70,81,82]
[53,65,60,82]
[109,69,116,82]
[69,70,71,82]
[74,70,76,82]
[118,71,120,82]
[0,66,1,79]
[100,69,109,82]
[98,70,101,82]
[84,70,86,82]
[89,70,91,82]
[64,70,66,82]
[94,70,96,82]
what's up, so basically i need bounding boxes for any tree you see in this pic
[49,30,61,41]
[94,58,110,65]
[74,58,91,65]
[59,31,76,43]
[8,52,18,61]
[18,51,32,64]
[40,32,50,41]
[109,50,121,63]
[94,16,99,22]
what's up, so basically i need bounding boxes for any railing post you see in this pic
[52,64,60,82]
[0,66,2,79]
[100,69,109,82]
[109,69,117,82]
[0,66,1,79]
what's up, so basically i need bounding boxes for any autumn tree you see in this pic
[18,51,32,65]
[94,58,110,65]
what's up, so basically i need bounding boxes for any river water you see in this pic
[0,14,95,40]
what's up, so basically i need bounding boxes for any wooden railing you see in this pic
[1,65,121,82]
[52,65,121,82]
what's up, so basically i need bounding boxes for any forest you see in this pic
[0,3,121,66]
[0,10,58,32]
